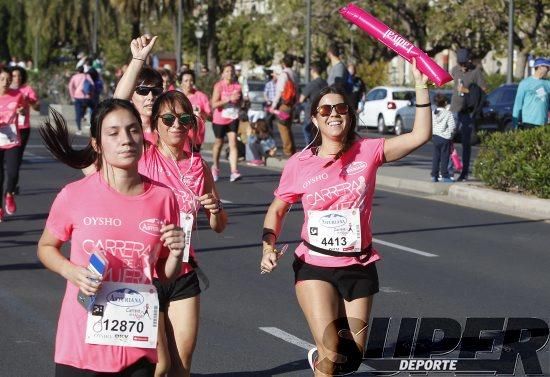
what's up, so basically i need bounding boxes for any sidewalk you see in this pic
[32,106,550,221]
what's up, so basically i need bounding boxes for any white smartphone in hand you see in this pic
[77,251,108,311]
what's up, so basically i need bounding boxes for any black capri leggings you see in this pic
[0,128,30,204]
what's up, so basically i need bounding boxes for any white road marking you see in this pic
[259,327,314,350]
[220,199,233,204]
[379,286,406,294]
[260,326,375,373]
[373,238,438,257]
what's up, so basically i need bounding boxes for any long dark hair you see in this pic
[151,90,198,134]
[9,66,27,85]
[40,99,142,170]
[309,86,358,159]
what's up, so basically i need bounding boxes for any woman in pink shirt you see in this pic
[210,64,242,182]
[10,66,39,195]
[0,67,24,221]
[178,69,211,152]
[116,35,227,377]
[38,98,185,376]
[260,60,432,375]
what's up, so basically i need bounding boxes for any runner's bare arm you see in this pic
[260,198,291,273]
[37,229,102,296]
[384,57,432,162]
[210,84,225,109]
[157,224,185,281]
[200,161,227,233]
[113,35,158,100]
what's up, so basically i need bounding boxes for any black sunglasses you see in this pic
[160,113,194,128]
[135,86,163,96]
[316,103,349,117]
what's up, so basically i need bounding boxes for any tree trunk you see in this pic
[514,50,528,80]
[207,0,218,73]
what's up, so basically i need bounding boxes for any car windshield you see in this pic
[393,91,415,100]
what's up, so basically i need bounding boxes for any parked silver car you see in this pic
[393,89,453,135]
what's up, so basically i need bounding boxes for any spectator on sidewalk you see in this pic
[512,57,550,129]
[246,118,277,166]
[270,55,297,157]
[299,63,327,145]
[449,48,487,181]
[431,93,456,183]
[264,70,277,131]
[347,63,366,112]
[327,43,350,94]
[68,66,94,135]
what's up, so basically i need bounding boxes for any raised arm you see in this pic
[113,35,158,100]
[383,58,432,162]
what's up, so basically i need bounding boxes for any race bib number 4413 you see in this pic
[85,282,159,348]
[307,209,362,255]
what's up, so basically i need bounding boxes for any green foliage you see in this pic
[356,61,388,90]
[474,126,550,199]
[485,73,507,93]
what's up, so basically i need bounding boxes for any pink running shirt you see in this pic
[212,80,241,125]
[14,85,38,129]
[0,89,23,125]
[45,172,179,372]
[274,138,385,268]
[187,89,210,145]
[139,145,207,275]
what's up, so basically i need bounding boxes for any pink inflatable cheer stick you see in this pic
[339,3,452,86]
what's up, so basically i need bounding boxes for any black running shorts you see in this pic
[153,270,201,312]
[293,258,379,301]
[212,119,239,139]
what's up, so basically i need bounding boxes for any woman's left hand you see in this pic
[412,57,429,85]
[199,193,222,214]
[160,223,185,257]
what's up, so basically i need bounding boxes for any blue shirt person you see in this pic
[512,57,550,128]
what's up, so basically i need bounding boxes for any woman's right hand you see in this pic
[63,262,102,296]
[130,34,158,61]
[260,248,279,274]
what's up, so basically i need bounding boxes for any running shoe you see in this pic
[211,166,219,182]
[5,194,16,215]
[307,347,318,371]
[229,171,242,182]
[246,160,264,166]
[75,130,82,136]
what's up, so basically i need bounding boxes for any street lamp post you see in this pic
[194,26,204,76]
[507,0,514,84]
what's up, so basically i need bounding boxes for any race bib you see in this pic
[221,107,239,120]
[85,282,159,348]
[180,212,194,263]
[307,209,362,255]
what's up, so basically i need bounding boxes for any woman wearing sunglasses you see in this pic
[117,35,227,377]
[260,59,432,376]
[114,38,164,145]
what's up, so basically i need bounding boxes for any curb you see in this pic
[448,184,550,220]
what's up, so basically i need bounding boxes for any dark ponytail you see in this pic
[39,99,142,169]
[39,109,97,169]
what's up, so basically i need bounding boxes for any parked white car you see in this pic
[358,86,415,133]
[393,89,453,135]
